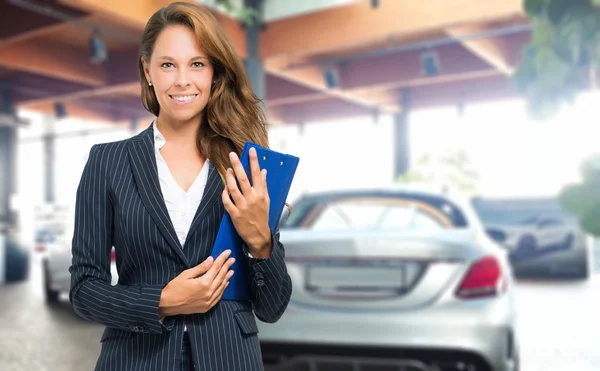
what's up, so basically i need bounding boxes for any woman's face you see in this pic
[142,24,214,125]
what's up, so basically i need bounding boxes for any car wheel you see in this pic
[43,261,59,304]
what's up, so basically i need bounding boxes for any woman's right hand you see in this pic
[159,250,235,317]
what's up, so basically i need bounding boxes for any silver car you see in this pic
[259,188,520,371]
[43,235,118,303]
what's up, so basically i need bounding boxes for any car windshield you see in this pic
[282,194,467,231]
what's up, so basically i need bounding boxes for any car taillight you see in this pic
[456,256,505,299]
[110,248,116,262]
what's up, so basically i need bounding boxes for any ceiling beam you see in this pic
[265,60,400,112]
[259,0,524,59]
[58,0,247,57]
[18,82,140,108]
[0,39,107,86]
[410,74,516,110]
[445,25,516,75]
[0,22,73,48]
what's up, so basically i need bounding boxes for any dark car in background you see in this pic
[472,197,592,279]
[1,231,30,284]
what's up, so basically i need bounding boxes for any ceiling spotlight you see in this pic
[89,28,108,64]
[323,66,341,89]
[54,102,67,119]
[421,50,441,77]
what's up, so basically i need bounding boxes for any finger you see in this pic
[210,281,229,307]
[210,273,232,304]
[183,256,214,278]
[229,152,252,196]
[225,168,246,207]
[202,249,231,282]
[249,147,264,193]
[210,259,235,292]
[221,188,238,216]
[262,169,269,203]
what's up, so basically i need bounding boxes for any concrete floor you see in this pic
[1,256,599,371]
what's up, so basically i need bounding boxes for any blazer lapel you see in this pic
[185,161,224,248]
[127,125,189,266]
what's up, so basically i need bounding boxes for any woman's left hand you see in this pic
[222,147,272,258]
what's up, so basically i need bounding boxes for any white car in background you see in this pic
[43,236,117,303]
[500,215,575,253]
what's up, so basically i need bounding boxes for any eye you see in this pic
[161,62,174,68]
[192,62,204,68]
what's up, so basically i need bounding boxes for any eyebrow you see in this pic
[157,56,209,61]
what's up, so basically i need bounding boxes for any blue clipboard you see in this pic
[211,142,299,301]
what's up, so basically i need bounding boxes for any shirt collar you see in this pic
[153,120,166,150]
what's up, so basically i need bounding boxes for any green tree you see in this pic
[559,153,600,236]
[213,0,258,25]
[396,149,480,194]
[514,0,600,120]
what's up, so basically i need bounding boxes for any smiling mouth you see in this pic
[169,94,198,104]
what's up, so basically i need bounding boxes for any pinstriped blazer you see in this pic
[69,124,292,371]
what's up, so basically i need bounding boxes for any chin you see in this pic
[164,107,204,123]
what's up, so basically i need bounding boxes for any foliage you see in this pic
[396,149,480,194]
[213,0,259,26]
[514,0,600,120]
[558,153,600,236]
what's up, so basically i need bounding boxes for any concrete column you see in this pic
[244,0,265,100]
[43,117,56,204]
[0,82,17,233]
[393,87,411,178]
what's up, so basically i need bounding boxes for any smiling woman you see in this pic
[68,2,292,371]
[138,2,270,182]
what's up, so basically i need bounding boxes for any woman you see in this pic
[69,2,292,370]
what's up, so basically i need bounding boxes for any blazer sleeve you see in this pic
[69,144,171,334]
[244,230,292,323]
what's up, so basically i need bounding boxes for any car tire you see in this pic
[43,261,59,304]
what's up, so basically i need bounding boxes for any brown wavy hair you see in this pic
[138,2,269,182]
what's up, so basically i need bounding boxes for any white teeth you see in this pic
[171,95,196,102]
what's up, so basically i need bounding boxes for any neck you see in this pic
[156,114,202,147]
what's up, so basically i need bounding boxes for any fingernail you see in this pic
[225,249,231,255]
[250,147,256,155]
[230,258,236,264]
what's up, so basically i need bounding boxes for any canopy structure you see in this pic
[0,0,531,233]
[0,0,530,125]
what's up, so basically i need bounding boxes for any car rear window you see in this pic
[282,194,468,230]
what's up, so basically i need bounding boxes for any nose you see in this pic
[174,68,191,87]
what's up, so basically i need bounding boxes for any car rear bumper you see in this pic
[258,294,517,371]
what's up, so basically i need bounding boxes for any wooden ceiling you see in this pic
[1,0,532,126]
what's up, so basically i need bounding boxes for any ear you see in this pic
[141,57,151,84]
